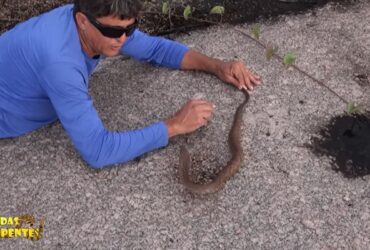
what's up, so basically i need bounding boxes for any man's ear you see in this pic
[75,12,88,30]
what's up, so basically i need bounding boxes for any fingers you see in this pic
[198,116,209,127]
[198,109,213,126]
[240,68,252,90]
[189,99,214,126]
[250,71,262,84]
[229,63,249,90]
[169,99,215,135]
[229,61,262,91]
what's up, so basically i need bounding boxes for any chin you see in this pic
[103,51,120,57]
[102,48,120,57]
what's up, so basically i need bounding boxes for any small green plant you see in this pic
[347,102,362,115]
[251,24,261,40]
[210,5,224,22]
[210,6,225,15]
[266,42,278,60]
[283,52,296,67]
[183,5,192,20]
[162,1,170,15]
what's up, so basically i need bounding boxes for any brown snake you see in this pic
[179,92,250,194]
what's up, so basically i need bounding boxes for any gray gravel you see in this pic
[0,1,369,249]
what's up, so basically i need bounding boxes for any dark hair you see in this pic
[73,0,143,19]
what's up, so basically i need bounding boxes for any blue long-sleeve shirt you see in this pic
[0,4,189,168]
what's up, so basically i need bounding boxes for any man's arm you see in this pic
[121,30,261,90]
[40,63,169,169]
[120,29,188,69]
[181,49,262,91]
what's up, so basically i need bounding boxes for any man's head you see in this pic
[73,0,142,57]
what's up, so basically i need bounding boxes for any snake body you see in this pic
[179,92,250,194]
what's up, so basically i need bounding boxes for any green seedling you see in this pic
[183,5,192,20]
[210,6,225,15]
[283,52,296,67]
[251,24,261,40]
[347,102,362,115]
[162,1,170,15]
[266,42,278,60]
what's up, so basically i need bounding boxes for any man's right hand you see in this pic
[164,99,215,138]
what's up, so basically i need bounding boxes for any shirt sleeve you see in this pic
[120,29,189,69]
[40,63,169,168]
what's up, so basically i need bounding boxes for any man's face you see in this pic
[82,14,136,57]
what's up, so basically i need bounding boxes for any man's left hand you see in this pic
[215,60,261,91]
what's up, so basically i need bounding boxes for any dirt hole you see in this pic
[311,114,370,178]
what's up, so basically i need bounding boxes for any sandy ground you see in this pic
[0,0,369,249]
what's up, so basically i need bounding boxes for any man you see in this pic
[0,0,261,168]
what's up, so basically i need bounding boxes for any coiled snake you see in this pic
[179,92,250,194]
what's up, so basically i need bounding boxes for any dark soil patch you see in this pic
[312,114,370,178]
[0,0,358,35]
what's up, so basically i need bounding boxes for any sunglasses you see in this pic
[85,13,137,38]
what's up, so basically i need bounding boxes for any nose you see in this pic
[116,33,127,44]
